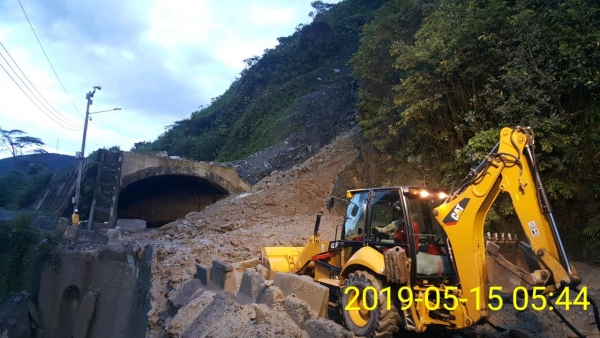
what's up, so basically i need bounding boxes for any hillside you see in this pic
[0,153,75,210]
[135,0,388,169]
[142,0,600,259]
[0,153,76,175]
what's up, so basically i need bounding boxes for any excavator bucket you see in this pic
[260,246,305,279]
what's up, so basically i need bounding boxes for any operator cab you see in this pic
[331,186,456,285]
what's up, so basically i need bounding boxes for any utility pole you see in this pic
[73,85,101,215]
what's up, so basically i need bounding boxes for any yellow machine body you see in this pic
[259,126,587,337]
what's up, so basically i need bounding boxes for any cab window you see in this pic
[343,192,367,240]
[369,190,402,242]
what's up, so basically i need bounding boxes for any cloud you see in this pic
[0,0,343,160]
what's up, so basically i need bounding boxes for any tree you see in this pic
[30,148,47,154]
[0,127,45,163]
[27,162,47,178]
[309,1,334,18]
[130,141,152,153]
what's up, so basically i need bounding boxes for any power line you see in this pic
[0,59,83,131]
[0,52,82,129]
[17,0,84,118]
[0,47,83,128]
[0,42,82,127]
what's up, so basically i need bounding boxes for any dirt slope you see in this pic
[132,128,360,337]
[129,127,600,338]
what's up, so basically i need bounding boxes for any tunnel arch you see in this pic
[116,154,251,228]
[117,174,229,228]
[119,153,251,195]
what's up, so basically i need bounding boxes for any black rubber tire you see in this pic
[341,270,401,338]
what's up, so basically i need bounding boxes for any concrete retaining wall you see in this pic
[37,245,152,338]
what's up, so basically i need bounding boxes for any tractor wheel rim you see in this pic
[348,289,370,327]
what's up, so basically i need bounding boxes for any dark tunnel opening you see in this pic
[117,175,229,228]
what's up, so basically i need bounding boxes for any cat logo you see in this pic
[442,198,470,226]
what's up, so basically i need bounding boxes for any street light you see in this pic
[89,107,121,115]
[74,86,101,220]
[73,88,123,228]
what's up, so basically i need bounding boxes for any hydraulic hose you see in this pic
[548,281,600,337]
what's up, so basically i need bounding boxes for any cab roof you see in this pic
[347,186,449,195]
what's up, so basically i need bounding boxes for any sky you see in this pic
[0,0,342,159]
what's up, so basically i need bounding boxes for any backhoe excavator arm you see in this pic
[433,126,580,325]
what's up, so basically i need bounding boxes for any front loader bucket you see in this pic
[261,246,304,279]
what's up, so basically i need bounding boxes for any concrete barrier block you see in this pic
[236,268,266,304]
[76,230,96,244]
[115,218,147,233]
[173,279,204,309]
[274,272,329,319]
[209,260,236,292]
[196,264,211,286]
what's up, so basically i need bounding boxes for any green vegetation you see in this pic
[137,0,599,259]
[138,0,389,162]
[351,0,600,259]
[0,215,58,297]
[0,169,51,210]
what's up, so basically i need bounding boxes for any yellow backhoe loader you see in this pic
[260,126,600,337]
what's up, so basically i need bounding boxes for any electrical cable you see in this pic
[17,0,84,118]
[0,51,83,128]
[0,60,83,131]
[0,42,82,128]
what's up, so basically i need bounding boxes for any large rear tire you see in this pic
[341,270,401,338]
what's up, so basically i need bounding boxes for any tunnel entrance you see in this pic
[117,175,229,228]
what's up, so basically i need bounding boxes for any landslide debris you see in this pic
[129,127,600,338]
[133,128,361,337]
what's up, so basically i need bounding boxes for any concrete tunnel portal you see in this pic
[117,174,229,228]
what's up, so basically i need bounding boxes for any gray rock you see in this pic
[256,264,269,279]
[282,295,311,329]
[180,293,243,338]
[106,229,121,244]
[173,279,204,309]
[258,285,284,308]
[63,226,79,241]
[305,318,355,338]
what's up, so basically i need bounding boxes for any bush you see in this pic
[0,170,51,210]
[0,214,57,297]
